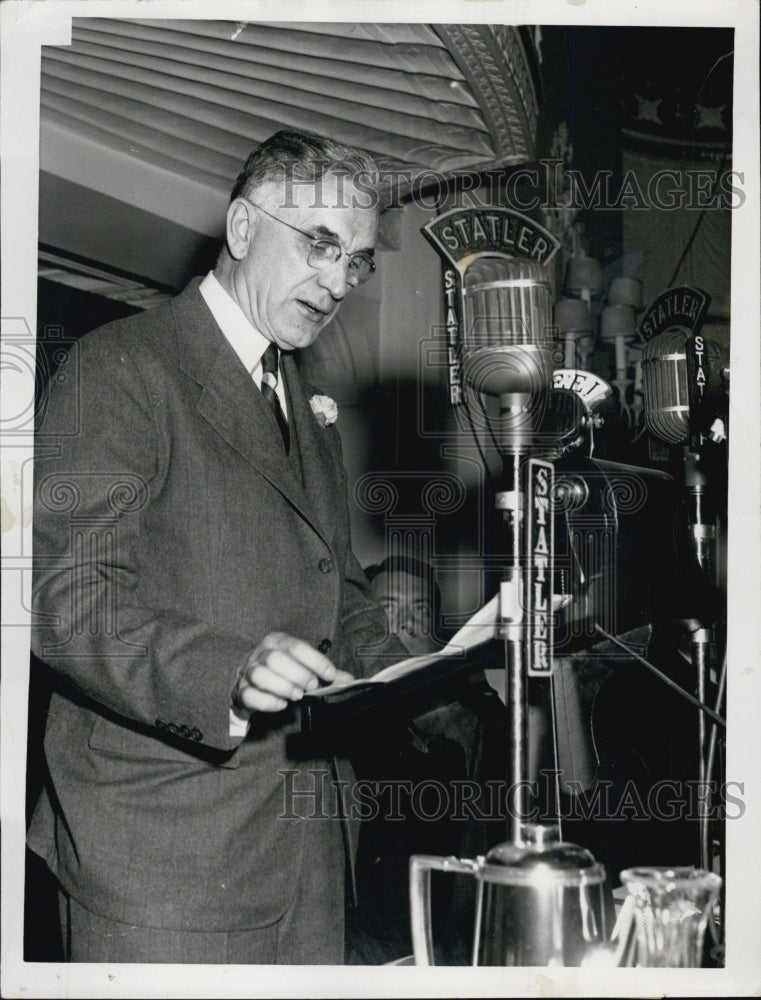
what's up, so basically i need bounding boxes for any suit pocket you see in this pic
[88,713,241,769]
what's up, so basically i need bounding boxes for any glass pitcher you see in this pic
[619,866,722,967]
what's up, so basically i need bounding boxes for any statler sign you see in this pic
[424,208,558,267]
[526,458,554,676]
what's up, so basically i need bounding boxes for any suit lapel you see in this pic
[170,281,333,548]
[282,355,340,542]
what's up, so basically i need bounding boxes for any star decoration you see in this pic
[634,94,663,125]
[695,104,726,130]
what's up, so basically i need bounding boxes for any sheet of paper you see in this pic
[316,593,499,695]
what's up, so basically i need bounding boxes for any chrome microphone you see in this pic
[641,328,728,448]
[460,257,554,455]
[641,329,691,445]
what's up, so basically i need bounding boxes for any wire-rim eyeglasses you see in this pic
[241,198,376,286]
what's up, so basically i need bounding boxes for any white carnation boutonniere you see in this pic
[309,394,338,428]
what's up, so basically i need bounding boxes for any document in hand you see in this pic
[315,594,500,696]
[299,596,500,740]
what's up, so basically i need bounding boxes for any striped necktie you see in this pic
[259,343,290,453]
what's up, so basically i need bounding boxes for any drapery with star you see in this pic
[620,70,732,326]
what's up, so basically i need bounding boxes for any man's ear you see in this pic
[226,199,253,261]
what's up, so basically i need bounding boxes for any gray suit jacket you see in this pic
[29,279,400,932]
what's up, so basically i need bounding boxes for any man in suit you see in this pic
[29,130,405,964]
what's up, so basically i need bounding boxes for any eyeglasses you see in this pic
[242,199,376,286]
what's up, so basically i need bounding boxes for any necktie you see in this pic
[259,343,290,453]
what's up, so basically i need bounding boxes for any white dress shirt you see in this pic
[199,271,289,736]
[199,270,288,418]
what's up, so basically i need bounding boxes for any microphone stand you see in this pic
[684,450,720,872]
[495,398,531,843]
[461,340,553,846]
[488,363,553,844]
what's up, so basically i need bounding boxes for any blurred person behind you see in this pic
[346,557,508,964]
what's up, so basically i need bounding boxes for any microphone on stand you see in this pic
[459,254,557,841]
[641,326,728,589]
[420,207,563,844]
[641,322,727,871]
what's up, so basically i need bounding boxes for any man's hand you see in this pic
[233,632,353,713]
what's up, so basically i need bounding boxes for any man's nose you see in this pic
[315,258,351,300]
[397,608,417,637]
[386,607,404,636]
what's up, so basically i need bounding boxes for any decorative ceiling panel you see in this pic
[41,18,538,197]
[39,18,539,295]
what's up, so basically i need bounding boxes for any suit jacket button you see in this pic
[317,638,332,654]
[156,719,166,731]
[179,724,191,738]
[191,728,203,742]
[167,723,179,735]
[318,557,334,574]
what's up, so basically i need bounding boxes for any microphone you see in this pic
[641,329,691,445]
[460,256,554,454]
[641,328,727,448]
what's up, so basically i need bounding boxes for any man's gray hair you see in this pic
[230,129,381,208]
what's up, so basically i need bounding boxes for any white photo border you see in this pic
[2,1,759,997]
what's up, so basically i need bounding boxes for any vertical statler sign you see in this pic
[526,457,554,676]
[442,267,463,405]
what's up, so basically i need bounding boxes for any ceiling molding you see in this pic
[433,25,539,168]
